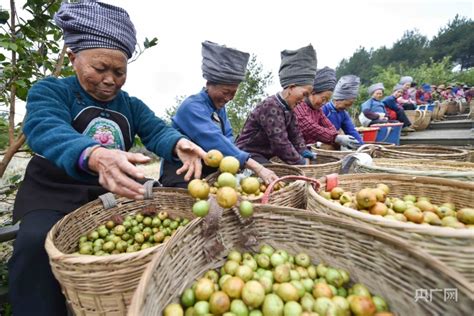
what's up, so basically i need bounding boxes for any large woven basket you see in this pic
[312,143,395,159]
[446,100,461,115]
[432,101,448,121]
[353,158,474,182]
[129,205,472,316]
[205,164,307,208]
[307,173,474,283]
[270,154,342,179]
[45,185,195,315]
[373,144,470,161]
[405,109,431,131]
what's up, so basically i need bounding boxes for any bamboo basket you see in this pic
[205,164,307,208]
[446,100,461,115]
[311,143,395,159]
[270,154,342,179]
[373,144,469,161]
[307,173,474,283]
[353,158,474,182]
[432,101,448,121]
[129,204,472,316]
[405,109,431,131]
[45,185,195,315]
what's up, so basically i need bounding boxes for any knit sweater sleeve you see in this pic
[172,97,249,167]
[260,102,305,165]
[294,103,337,144]
[129,97,184,163]
[23,77,101,180]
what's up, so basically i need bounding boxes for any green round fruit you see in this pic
[192,200,210,217]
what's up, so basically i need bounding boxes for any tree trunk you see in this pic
[0,133,26,178]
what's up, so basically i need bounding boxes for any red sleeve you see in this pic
[295,104,338,144]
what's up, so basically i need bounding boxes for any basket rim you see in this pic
[377,145,469,157]
[129,205,473,314]
[309,173,474,237]
[356,158,474,176]
[45,187,193,265]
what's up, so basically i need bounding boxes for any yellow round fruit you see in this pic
[219,156,240,174]
[241,177,260,194]
[204,149,224,168]
[187,179,210,199]
[216,187,238,208]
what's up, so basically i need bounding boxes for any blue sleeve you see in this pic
[360,99,371,112]
[341,112,364,144]
[129,98,184,162]
[322,104,330,116]
[221,112,235,142]
[173,100,249,167]
[23,78,100,181]
[382,96,398,111]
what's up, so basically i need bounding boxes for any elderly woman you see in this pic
[382,84,414,131]
[8,2,205,315]
[397,76,416,110]
[359,83,399,127]
[294,68,359,149]
[321,75,363,148]
[160,41,278,187]
[236,44,317,164]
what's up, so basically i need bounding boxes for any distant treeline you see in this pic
[336,15,474,85]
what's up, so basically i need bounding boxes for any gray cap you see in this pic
[399,76,413,85]
[279,44,317,88]
[313,67,337,93]
[54,0,137,59]
[392,84,404,92]
[332,75,360,100]
[368,82,384,95]
[201,41,250,85]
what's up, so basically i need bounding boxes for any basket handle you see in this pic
[97,179,161,209]
[261,175,321,204]
[324,173,339,192]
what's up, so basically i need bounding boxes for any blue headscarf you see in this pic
[54,0,137,59]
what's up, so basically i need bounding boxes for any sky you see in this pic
[5,0,474,122]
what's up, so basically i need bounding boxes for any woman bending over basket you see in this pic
[160,41,278,188]
[236,44,318,164]
[8,2,206,315]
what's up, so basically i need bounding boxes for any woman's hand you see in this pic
[174,138,207,181]
[88,147,151,199]
[256,166,279,185]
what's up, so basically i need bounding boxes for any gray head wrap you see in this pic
[368,82,384,95]
[313,67,337,93]
[392,84,404,92]
[399,76,413,85]
[279,44,317,88]
[332,75,360,100]
[54,0,137,59]
[201,41,250,84]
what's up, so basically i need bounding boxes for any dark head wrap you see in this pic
[201,41,250,84]
[368,82,384,95]
[312,67,337,93]
[332,75,360,100]
[54,0,137,59]
[279,44,317,88]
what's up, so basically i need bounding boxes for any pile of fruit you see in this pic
[163,245,392,316]
[320,183,473,228]
[188,150,286,218]
[76,212,190,255]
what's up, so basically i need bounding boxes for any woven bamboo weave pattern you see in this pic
[271,154,342,179]
[307,173,474,283]
[45,187,195,316]
[373,144,469,161]
[129,205,472,316]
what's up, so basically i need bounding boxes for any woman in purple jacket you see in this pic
[237,44,317,164]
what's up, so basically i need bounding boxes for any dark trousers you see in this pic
[393,108,412,127]
[8,209,69,316]
[160,160,217,189]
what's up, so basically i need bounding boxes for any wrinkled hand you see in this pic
[88,147,151,199]
[174,138,206,181]
[257,167,279,185]
[335,135,359,149]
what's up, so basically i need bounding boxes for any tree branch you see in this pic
[0,133,25,178]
